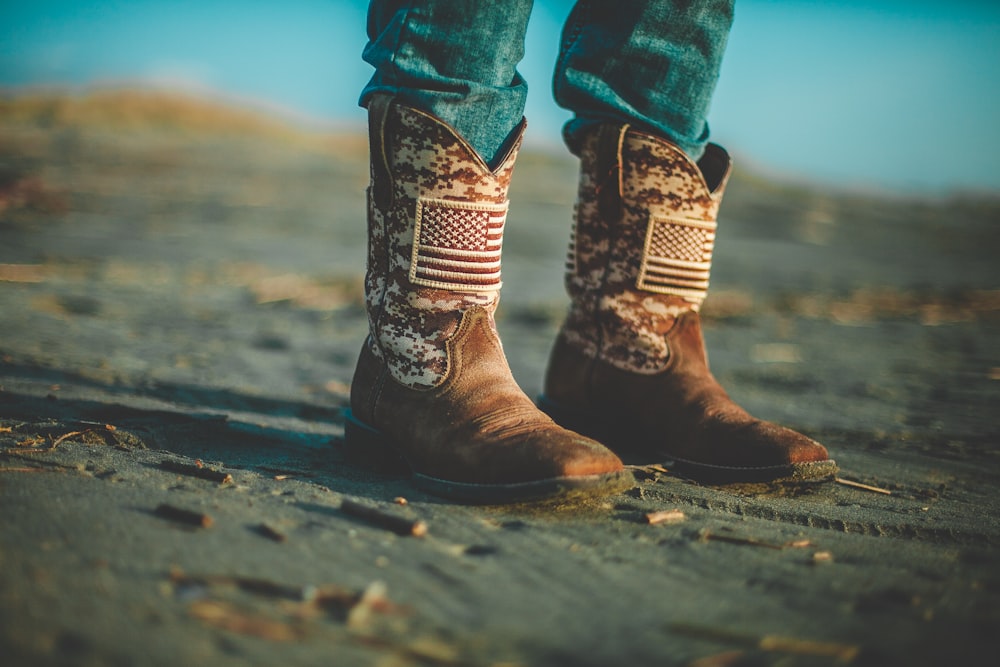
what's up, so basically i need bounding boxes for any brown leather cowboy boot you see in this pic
[345,96,632,503]
[541,124,837,483]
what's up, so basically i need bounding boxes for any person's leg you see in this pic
[553,0,733,161]
[361,0,534,166]
[348,3,632,502]
[542,1,837,482]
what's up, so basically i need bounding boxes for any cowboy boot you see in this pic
[345,96,632,503]
[541,124,837,483]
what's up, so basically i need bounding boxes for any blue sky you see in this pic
[2,1,998,192]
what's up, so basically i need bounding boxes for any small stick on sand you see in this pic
[160,459,233,484]
[835,477,892,495]
[758,634,858,660]
[699,530,784,550]
[256,465,316,478]
[48,429,90,450]
[784,539,813,549]
[256,522,288,543]
[170,569,312,601]
[670,623,859,661]
[340,498,427,537]
[645,509,686,525]
[155,503,214,528]
[188,599,301,641]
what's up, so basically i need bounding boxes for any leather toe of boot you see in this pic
[672,418,837,483]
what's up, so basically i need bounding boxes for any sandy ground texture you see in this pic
[1,91,999,667]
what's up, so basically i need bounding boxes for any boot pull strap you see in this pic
[595,123,629,222]
[367,94,394,209]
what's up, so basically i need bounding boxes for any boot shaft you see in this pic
[364,95,524,388]
[562,124,731,373]
[350,98,633,500]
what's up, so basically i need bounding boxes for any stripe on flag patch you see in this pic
[636,214,716,305]
[409,197,507,292]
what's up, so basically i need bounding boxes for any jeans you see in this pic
[361,0,733,165]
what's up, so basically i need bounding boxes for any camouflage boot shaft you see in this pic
[543,124,837,483]
[562,123,731,372]
[348,97,632,503]
[364,94,521,389]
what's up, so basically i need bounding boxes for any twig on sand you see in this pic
[346,580,390,630]
[160,459,233,484]
[188,599,303,641]
[645,509,686,525]
[698,531,818,551]
[13,424,119,452]
[758,634,857,660]
[255,522,288,543]
[698,529,785,550]
[170,569,310,601]
[835,477,892,495]
[340,498,427,537]
[170,569,407,637]
[155,503,214,528]
[670,623,859,661]
[49,430,90,450]
[257,465,317,479]
[0,264,47,283]
[628,463,670,480]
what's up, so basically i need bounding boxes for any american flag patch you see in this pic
[636,214,716,305]
[409,197,507,292]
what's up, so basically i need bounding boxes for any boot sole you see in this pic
[342,409,635,504]
[538,396,838,485]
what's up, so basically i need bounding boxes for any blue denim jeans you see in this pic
[361,0,733,165]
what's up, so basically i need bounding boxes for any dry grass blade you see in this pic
[835,477,892,495]
[188,599,302,641]
[759,634,858,660]
[698,530,784,550]
[49,430,90,450]
[670,623,859,662]
[0,263,47,283]
[160,459,233,484]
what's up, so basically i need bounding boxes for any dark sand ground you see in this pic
[1,92,999,666]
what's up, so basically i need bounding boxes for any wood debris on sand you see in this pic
[340,498,428,537]
[160,458,233,484]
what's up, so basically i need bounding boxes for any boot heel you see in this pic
[343,410,409,474]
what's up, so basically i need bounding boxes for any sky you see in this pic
[1,0,998,193]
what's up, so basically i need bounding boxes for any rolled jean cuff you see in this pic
[358,77,527,167]
[361,0,533,165]
[554,0,733,162]
[562,116,712,162]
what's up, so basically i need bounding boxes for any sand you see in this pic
[1,92,998,666]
